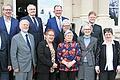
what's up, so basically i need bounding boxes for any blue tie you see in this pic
[32,17,38,30]
[58,18,61,32]
[25,34,31,50]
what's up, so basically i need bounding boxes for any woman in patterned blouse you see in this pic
[57,30,81,80]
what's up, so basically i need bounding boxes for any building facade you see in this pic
[0,0,120,39]
[0,0,120,79]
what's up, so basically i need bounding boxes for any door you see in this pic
[16,0,37,20]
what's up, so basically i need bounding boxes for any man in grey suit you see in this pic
[10,19,36,80]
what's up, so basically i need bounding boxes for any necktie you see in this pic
[25,34,31,50]
[58,18,61,32]
[32,17,38,30]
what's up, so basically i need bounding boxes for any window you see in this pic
[37,0,62,31]
[109,0,119,26]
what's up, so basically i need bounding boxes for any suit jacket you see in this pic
[77,36,97,66]
[79,24,103,44]
[45,16,68,43]
[36,40,57,73]
[0,16,19,42]
[96,40,120,72]
[10,32,36,72]
[21,16,44,48]
[0,31,10,71]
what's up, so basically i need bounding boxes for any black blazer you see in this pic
[96,40,120,72]
[36,40,57,73]
[0,31,10,71]
[79,24,103,44]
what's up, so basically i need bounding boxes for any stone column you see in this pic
[0,0,4,16]
[80,0,93,19]
[74,0,94,35]
[72,0,81,35]
[62,0,72,21]
[97,0,114,29]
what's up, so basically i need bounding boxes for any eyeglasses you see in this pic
[29,8,36,10]
[84,29,91,30]
[48,34,54,36]
[4,9,12,11]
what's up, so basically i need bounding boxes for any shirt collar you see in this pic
[3,16,11,21]
[55,16,62,20]
[102,40,115,45]
[21,31,28,36]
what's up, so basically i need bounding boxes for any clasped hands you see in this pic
[52,63,58,68]
[62,60,76,68]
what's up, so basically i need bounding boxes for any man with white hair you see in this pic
[10,19,36,80]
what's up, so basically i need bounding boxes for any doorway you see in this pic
[16,0,37,20]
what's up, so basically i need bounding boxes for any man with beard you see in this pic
[10,19,36,80]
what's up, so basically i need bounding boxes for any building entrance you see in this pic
[16,0,37,20]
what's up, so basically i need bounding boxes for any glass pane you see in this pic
[38,0,62,31]
[109,0,119,26]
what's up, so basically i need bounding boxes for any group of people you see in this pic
[0,3,120,80]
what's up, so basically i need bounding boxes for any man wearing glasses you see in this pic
[0,4,19,80]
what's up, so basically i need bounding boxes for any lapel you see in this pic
[10,17,14,34]
[112,43,115,59]
[27,16,36,31]
[86,37,95,49]
[1,16,14,35]
[19,33,30,50]
[79,36,94,50]
[0,33,6,50]
[54,17,60,32]
[28,33,33,49]
[79,37,86,49]
[1,17,8,34]
[44,40,51,55]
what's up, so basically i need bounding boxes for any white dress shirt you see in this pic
[103,40,114,71]
[4,16,11,34]
[55,16,62,31]
[30,16,39,27]
[21,31,31,46]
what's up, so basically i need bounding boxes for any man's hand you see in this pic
[8,66,12,71]
[52,63,57,68]
[116,66,120,73]
[95,66,100,74]
[62,60,68,66]
[14,68,19,72]
[67,60,76,68]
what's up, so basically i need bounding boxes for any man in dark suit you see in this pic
[95,28,120,80]
[0,4,19,80]
[21,4,44,79]
[10,19,36,80]
[0,4,19,42]
[79,11,103,44]
[0,30,12,80]
[21,4,44,48]
[45,5,68,44]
